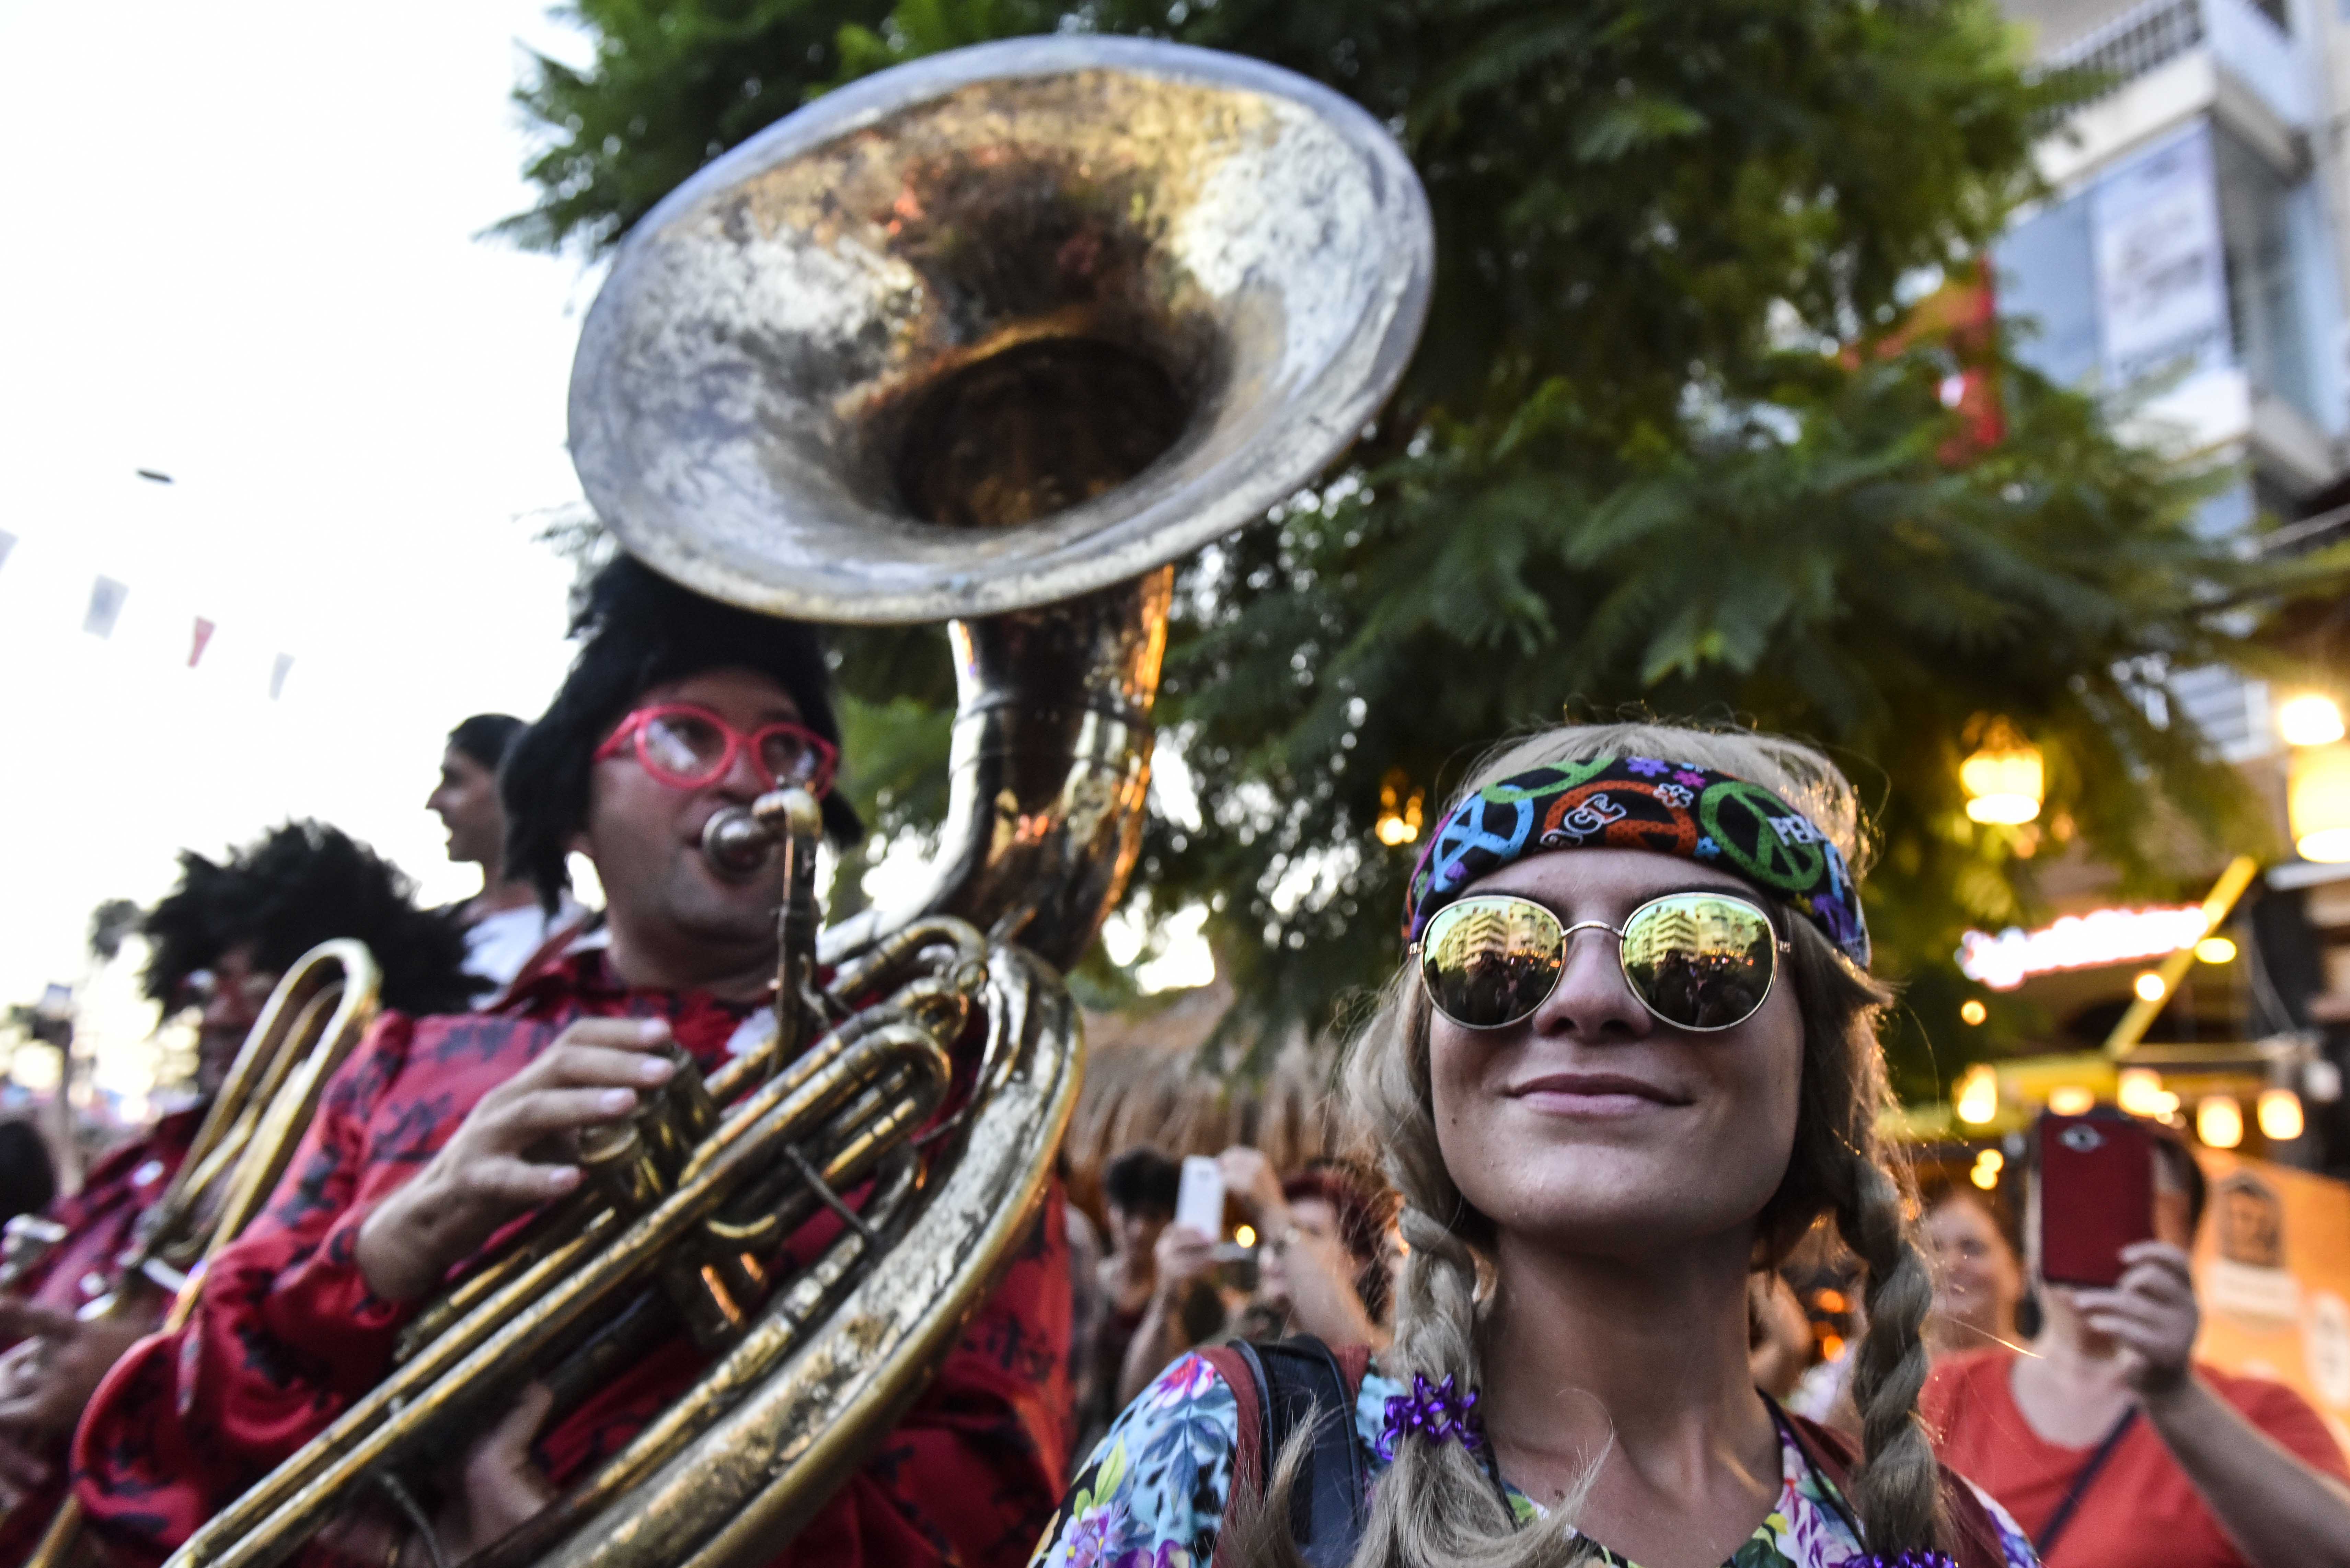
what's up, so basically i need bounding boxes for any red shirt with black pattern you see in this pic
[5,1110,199,1334]
[70,950,1071,1568]
[0,1110,200,1565]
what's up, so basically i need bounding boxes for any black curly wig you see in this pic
[141,821,482,1015]
[502,556,862,912]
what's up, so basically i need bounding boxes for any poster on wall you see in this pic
[2093,120,2231,390]
[2192,1150,2350,1453]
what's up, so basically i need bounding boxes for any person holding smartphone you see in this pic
[1114,1151,1388,1404]
[1036,724,2041,1568]
[1923,1116,2350,1567]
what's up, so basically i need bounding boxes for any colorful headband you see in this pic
[1377,1373,1486,1462]
[1404,754,1870,968]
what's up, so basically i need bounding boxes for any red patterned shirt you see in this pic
[71,951,1071,1568]
[7,1110,200,1331]
[0,1111,200,1565]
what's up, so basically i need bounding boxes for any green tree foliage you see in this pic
[505,0,2349,1095]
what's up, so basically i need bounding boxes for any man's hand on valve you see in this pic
[357,1019,679,1303]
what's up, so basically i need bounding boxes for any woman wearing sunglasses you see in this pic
[1030,723,2037,1568]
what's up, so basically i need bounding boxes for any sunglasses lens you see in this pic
[1420,898,1566,1029]
[1620,894,1777,1030]
[640,712,727,785]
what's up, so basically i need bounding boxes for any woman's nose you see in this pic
[1529,928,1651,1039]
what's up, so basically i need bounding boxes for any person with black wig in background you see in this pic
[73,557,1077,1568]
[0,823,475,1559]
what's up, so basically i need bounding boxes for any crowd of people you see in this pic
[0,567,2346,1568]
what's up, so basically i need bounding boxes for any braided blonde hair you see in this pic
[1241,723,1944,1567]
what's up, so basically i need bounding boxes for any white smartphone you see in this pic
[1175,1155,1224,1238]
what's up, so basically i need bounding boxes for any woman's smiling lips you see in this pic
[1506,1071,1692,1117]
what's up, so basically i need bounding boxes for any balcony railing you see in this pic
[2043,0,2307,126]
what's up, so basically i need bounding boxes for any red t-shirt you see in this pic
[71,951,1071,1568]
[1923,1346,2350,1568]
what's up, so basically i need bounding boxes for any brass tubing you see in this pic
[682,992,966,1186]
[173,1212,615,1567]
[24,944,382,1568]
[395,1202,608,1364]
[403,968,956,1360]
[198,957,383,1255]
[174,956,345,1180]
[169,1028,952,1568]
[826,918,987,1004]
[553,950,1076,1568]
[703,927,983,1106]
[461,1153,924,1568]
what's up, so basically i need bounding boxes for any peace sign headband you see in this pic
[1404,755,1871,969]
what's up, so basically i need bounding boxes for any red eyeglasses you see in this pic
[594,704,839,797]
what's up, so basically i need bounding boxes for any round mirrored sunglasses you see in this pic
[1414,891,1789,1033]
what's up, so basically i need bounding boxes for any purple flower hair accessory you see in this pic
[1377,1373,1487,1462]
[1850,1555,1960,1568]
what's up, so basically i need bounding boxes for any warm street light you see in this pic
[2048,1085,2095,1115]
[2195,936,2237,964]
[1969,1148,2004,1190]
[1959,999,1987,1026]
[2259,1087,2306,1141]
[2118,1067,2177,1118]
[1960,720,2044,825]
[2289,743,2350,862]
[2280,693,2347,747]
[1955,1064,1998,1125]
[2133,971,2167,1002]
[2197,1096,2244,1149]
[1375,769,1424,846]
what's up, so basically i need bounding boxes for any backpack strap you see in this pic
[1255,1337,1370,1567]
[1198,1339,1372,1568]
[1782,1412,2009,1568]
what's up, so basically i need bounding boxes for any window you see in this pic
[2213,125,2317,423]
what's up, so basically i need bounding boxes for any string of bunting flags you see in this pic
[0,525,296,699]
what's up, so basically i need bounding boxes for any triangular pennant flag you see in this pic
[189,617,216,668]
[0,531,15,572]
[269,652,295,700]
[83,576,128,638]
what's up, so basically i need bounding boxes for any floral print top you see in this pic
[1028,1352,2041,1568]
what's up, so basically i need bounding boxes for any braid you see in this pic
[1832,1151,1947,1554]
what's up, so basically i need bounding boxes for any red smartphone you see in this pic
[2037,1113,2155,1288]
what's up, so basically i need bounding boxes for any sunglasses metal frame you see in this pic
[1411,891,1791,1034]
[593,702,840,797]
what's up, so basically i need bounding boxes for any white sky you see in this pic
[0,1,600,1012]
[0,2,1214,1060]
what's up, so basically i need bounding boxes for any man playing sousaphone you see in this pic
[72,559,1076,1568]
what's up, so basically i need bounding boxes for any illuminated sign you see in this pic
[1956,905,2207,990]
